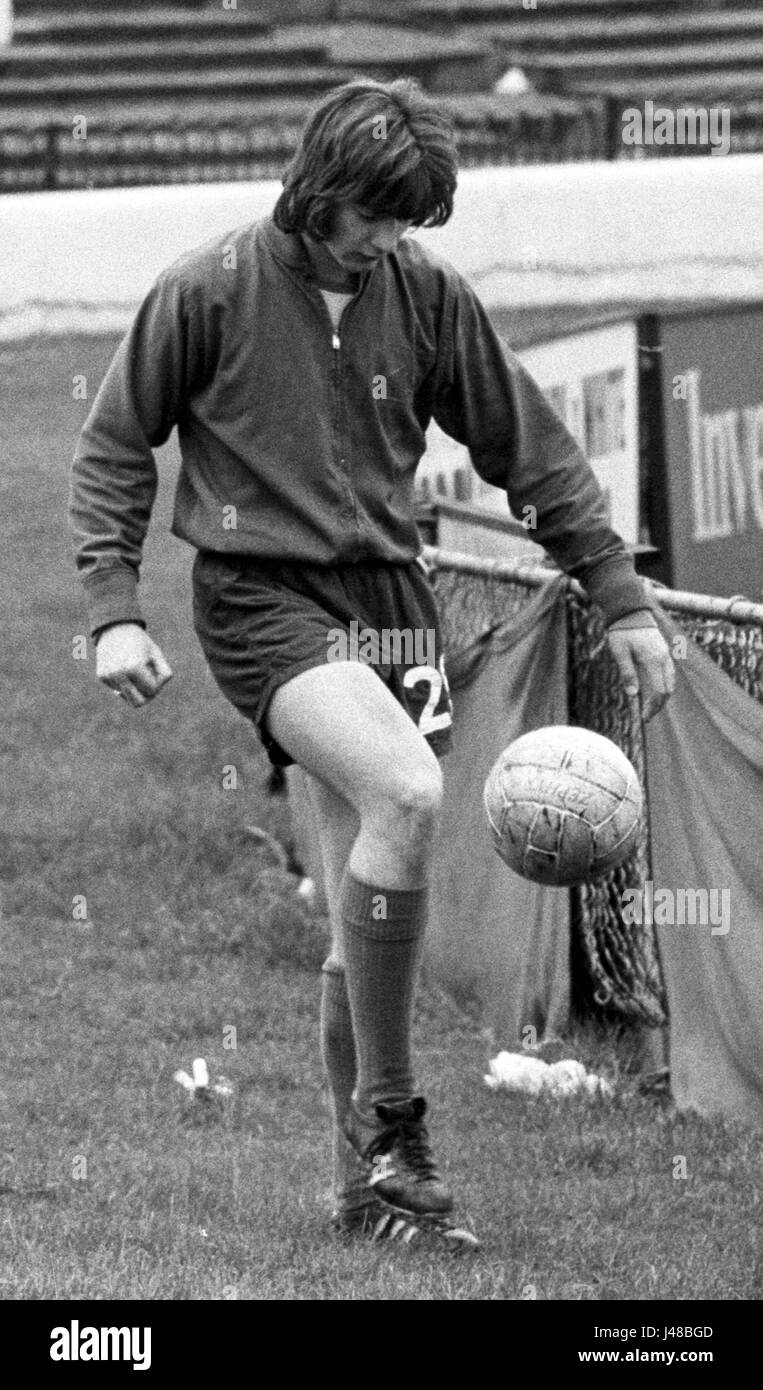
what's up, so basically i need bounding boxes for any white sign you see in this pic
[419,319,640,547]
[684,369,763,542]
[0,2,12,47]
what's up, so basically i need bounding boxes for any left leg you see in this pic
[302,771,368,1219]
[303,771,359,968]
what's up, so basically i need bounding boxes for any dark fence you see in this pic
[0,97,607,194]
[6,94,761,195]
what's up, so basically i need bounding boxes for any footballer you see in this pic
[69,78,674,1251]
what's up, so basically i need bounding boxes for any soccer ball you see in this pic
[483,726,642,886]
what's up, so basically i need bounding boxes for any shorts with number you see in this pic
[191,551,453,767]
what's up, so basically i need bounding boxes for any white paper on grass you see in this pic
[192,1058,210,1090]
[484,1052,613,1098]
[173,1060,233,1100]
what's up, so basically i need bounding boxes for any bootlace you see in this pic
[396,1116,439,1179]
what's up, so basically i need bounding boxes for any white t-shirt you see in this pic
[320,289,354,331]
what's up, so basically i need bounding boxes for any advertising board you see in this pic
[656,306,763,601]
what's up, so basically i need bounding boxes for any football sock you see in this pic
[339,870,427,1117]
[319,961,369,1211]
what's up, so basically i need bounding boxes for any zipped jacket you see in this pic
[69,215,648,635]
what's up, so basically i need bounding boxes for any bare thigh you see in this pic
[267,661,443,886]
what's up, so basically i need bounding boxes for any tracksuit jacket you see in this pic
[69,214,649,637]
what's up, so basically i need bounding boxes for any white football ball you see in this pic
[484,725,642,886]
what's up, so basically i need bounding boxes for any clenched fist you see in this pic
[96,622,173,708]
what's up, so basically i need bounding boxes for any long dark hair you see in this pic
[273,78,458,239]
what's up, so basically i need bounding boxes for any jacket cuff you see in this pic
[93,619,147,645]
[577,553,651,625]
[83,568,145,638]
[606,607,658,631]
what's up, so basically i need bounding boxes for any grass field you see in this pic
[0,336,760,1301]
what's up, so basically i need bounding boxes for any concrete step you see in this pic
[16,2,755,58]
[4,21,498,96]
[457,6,763,53]
[274,22,498,92]
[0,64,355,108]
[13,0,309,10]
[517,36,763,80]
[14,6,277,46]
[568,69,763,99]
[0,36,330,76]
[404,0,698,20]
[14,0,235,10]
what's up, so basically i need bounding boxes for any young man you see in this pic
[70,78,674,1252]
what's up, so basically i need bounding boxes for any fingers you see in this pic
[636,635,675,722]
[107,670,173,707]
[96,624,174,709]
[102,647,173,709]
[108,678,147,709]
[639,651,676,722]
[607,629,676,723]
[613,648,639,699]
[146,647,174,691]
[638,684,668,723]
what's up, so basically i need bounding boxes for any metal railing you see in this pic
[0,100,607,194]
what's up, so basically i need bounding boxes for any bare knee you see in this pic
[365,759,443,852]
[394,765,443,823]
[346,748,443,886]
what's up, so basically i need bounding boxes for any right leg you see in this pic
[268,660,452,1216]
[270,660,442,1114]
[269,659,443,890]
[302,754,479,1249]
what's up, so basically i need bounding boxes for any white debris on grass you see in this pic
[173,1057,233,1102]
[192,1057,209,1090]
[485,1051,614,1099]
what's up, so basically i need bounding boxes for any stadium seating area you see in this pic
[2,0,762,190]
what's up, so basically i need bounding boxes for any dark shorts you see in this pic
[191,551,454,767]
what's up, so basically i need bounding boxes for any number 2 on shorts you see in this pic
[403,660,452,736]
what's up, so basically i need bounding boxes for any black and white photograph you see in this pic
[0,0,760,1339]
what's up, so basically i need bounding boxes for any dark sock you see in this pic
[319,961,369,1210]
[339,870,427,1117]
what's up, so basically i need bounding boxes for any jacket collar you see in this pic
[260,213,377,286]
[260,214,310,271]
